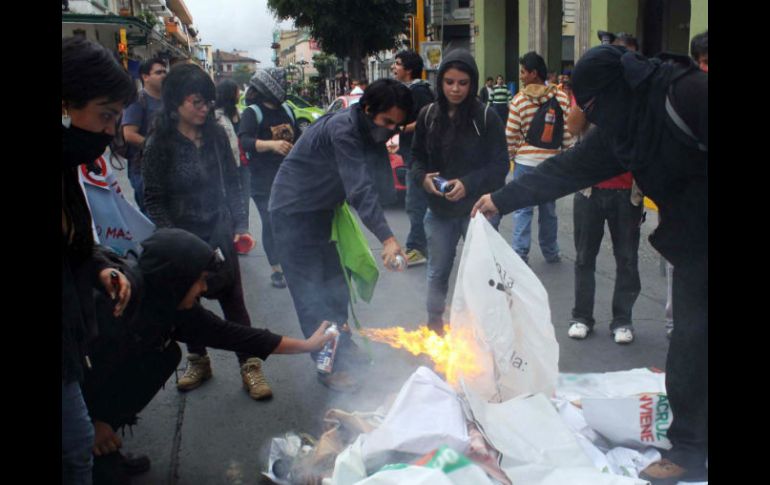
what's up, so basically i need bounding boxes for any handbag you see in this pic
[202,139,238,299]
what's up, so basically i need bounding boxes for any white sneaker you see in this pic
[567,322,590,339]
[613,327,634,344]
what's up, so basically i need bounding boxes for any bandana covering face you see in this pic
[249,68,287,105]
[62,124,112,169]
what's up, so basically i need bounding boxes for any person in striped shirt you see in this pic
[490,74,512,123]
[506,51,572,264]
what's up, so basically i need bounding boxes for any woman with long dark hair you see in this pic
[62,36,135,484]
[238,68,297,288]
[215,79,251,222]
[410,49,509,335]
[142,64,273,401]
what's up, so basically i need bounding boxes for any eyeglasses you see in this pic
[186,96,214,110]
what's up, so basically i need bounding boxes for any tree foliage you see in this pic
[232,64,253,87]
[267,0,410,79]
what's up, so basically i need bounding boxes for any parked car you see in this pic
[238,93,324,134]
[285,94,325,132]
[327,94,362,113]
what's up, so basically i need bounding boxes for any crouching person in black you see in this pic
[81,228,335,484]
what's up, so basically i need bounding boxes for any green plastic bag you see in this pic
[331,202,379,303]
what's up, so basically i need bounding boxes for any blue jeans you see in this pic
[425,210,470,328]
[511,163,559,260]
[405,169,428,254]
[62,380,94,485]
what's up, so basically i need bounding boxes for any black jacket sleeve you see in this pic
[490,129,626,214]
[141,136,174,228]
[216,131,249,234]
[459,107,509,195]
[238,106,259,158]
[173,306,283,360]
[410,104,431,187]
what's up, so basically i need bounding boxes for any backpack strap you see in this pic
[425,102,436,131]
[665,68,707,152]
[247,104,263,125]
[281,102,295,124]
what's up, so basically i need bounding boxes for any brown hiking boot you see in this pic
[639,459,688,485]
[177,353,212,391]
[241,358,273,400]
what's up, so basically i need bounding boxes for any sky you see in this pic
[183,0,294,66]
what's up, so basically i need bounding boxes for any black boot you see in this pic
[92,452,130,485]
[119,452,151,476]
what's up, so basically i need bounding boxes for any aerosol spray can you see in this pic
[316,322,341,374]
[432,176,455,194]
[389,254,407,272]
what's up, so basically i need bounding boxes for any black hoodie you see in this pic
[410,49,509,218]
[87,229,282,386]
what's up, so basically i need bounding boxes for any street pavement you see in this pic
[114,168,670,485]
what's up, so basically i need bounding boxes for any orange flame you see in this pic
[359,325,483,386]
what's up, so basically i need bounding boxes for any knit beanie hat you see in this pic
[249,68,287,104]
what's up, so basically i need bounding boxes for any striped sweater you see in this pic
[506,84,573,166]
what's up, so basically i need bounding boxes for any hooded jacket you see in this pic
[491,46,707,267]
[85,230,282,390]
[410,49,509,218]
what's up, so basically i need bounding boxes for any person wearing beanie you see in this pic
[473,44,707,484]
[410,48,509,334]
[238,68,297,289]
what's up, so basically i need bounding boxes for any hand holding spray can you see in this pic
[432,176,455,194]
[389,254,407,272]
[316,322,341,374]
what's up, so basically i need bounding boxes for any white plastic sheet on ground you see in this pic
[359,367,469,468]
[450,215,559,402]
[555,368,667,402]
[463,386,651,485]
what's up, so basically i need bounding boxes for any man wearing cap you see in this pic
[238,68,298,289]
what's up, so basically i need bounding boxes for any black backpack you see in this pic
[524,95,565,149]
[108,91,149,169]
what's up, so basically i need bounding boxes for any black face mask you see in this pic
[365,114,399,145]
[62,124,113,170]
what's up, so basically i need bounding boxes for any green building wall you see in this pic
[689,0,708,40]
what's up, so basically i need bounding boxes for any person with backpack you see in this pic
[410,49,509,335]
[81,229,335,485]
[237,68,297,289]
[391,49,435,267]
[506,51,573,264]
[473,44,708,484]
[121,57,166,214]
[142,64,273,402]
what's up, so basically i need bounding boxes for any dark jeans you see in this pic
[239,165,251,220]
[492,103,509,124]
[404,154,428,255]
[253,195,279,266]
[82,343,181,432]
[187,255,254,365]
[664,259,708,471]
[572,189,642,330]
[270,209,354,365]
[127,158,145,214]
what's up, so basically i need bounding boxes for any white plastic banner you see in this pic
[582,394,673,450]
[450,214,559,401]
[78,148,155,256]
[360,367,469,464]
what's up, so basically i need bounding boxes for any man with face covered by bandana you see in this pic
[473,45,707,484]
[269,79,413,392]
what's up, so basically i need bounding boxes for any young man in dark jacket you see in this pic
[473,45,707,484]
[391,49,436,266]
[269,79,412,392]
[82,228,334,484]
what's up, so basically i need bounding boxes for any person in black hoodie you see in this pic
[473,45,707,484]
[62,36,136,485]
[82,228,334,484]
[410,48,509,335]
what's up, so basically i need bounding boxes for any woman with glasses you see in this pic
[142,64,274,402]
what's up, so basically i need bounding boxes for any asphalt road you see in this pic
[112,168,671,485]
